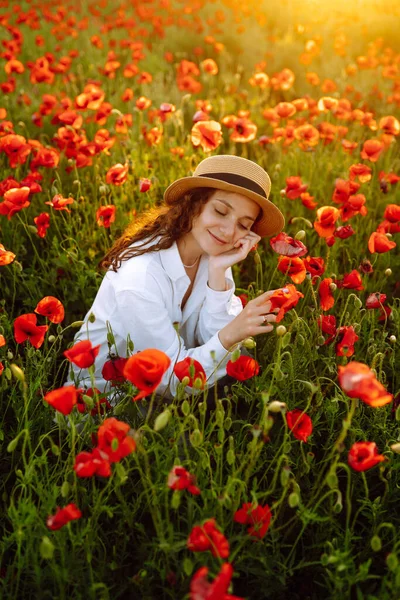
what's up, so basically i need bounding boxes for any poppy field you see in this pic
[1,0,400,598]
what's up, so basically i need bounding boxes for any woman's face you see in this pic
[189,189,261,255]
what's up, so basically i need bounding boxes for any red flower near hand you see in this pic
[338,361,393,407]
[97,417,136,463]
[64,340,100,369]
[74,447,112,478]
[268,285,304,323]
[14,313,48,349]
[190,563,243,600]
[167,465,201,495]
[348,441,386,472]
[123,348,171,401]
[286,409,313,442]
[270,232,308,257]
[174,357,207,389]
[35,296,65,324]
[44,385,77,415]
[226,355,259,381]
[47,503,82,531]
[234,502,272,539]
[187,518,230,558]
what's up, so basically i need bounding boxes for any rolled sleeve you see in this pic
[196,268,243,344]
[115,288,233,398]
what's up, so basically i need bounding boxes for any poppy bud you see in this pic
[295,230,306,240]
[242,337,256,349]
[391,443,400,453]
[10,364,25,382]
[387,553,398,571]
[276,325,287,336]
[190,429,203,447]
[230,347,241,362]
[354,297,363,309]
[371,535,382,551]
[288,492,299,507]
[193,377,204,389]
[181,400,190,416]
[99,185,108,195]
[40,536,55,560]
[71,321,85,328]
[389,335,396,344]
[329,283,337,292]
[154,408,171,432]
[280,189,286,197]
[88,312,96,323]
[48,335,56,343]
[254,252,261,265]
[268,400,287,412]
[181,376,190,387]
[385,268,392,276]
[7,350,13,360]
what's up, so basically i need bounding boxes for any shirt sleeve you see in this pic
[114,287,236,398]
[195,267,243,346]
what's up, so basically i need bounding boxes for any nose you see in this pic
[219,218,235,241]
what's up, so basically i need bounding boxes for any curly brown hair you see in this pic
[100,188,218,272]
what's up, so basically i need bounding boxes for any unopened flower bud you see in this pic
[154,409,171,432]
[295,230,306,240]
[329,283,337,292]
[230,347,241,362]
[385,268,392,276]
[193,377,205,389]
[254,252,261,265]
[276,325,287,336]
[389,335,396,344]
[181,376,190,387]
[391,442,400,453]
[268,400,287,412]
[280,189,286,197]
[354,297,363,309]
[48,335,56,343]
[71,320,85,328]
[88,312,96,323]
[242,337,256,349]
[7,350,14,360]
[10,364,25,382]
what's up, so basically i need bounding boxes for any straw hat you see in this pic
[163,154,285,237]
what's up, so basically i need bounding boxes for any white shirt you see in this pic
[67,236,243,399]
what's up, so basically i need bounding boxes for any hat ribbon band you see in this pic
[198,172,267,198]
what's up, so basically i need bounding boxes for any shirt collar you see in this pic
[160,240,207,282]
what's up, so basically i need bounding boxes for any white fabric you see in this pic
[66,236,243,399]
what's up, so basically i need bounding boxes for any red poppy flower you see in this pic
[270,232,308,257]
[314,206,340,238]
[0,335,5,347]
[360,139,384,162]
[44,385,78,415]
[45,194,74,212]
[187,518,230,559]
[0,362,4,376]
[348,441,386,472]
[277,256,306,283]
[303,256,325,278]
[226,355,259,381]
[102,357,128,384]
[318,315,337,344]
[238,293,248,307]
[74,447,112,478]
[334,225,355,239]
[286,409,313,442]
[338,361,393,407]
[105,162,129,186]
[335,270,363,291]
[139,178,151,192]
[234,502,272,539]
[368,232,396,253]
[284,176,308,199]
[365,292,387,309]
[190,563,242,600]
[174,357,207,389]
[190,120,223,152]
[300,192,318,210]
[167,466,201,495]
[64,340,101,369]
[339,194,367,222]
[47,503,82,531]
[96,204,116,228]
[349,163,372,183]
[97,417,136,463]
[123,349,171,401]
[35,296,65,324]
[34,212,50,238]
[0,186,30,219]
[0,243,16,266]
[318,278,335,311]
[268,285,304,323]
[14,313,48,349]
[335,326,359,357]
[332,178,360,205]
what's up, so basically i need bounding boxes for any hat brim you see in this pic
[163,176,285,238]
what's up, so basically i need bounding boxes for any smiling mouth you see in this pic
[208,230,227,244]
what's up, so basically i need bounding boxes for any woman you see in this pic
[66,154,285,400]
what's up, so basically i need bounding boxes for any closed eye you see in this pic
[215,209,250,230]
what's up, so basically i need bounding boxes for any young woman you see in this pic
[67,154,285,400]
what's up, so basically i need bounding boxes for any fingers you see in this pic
[263,313,277,324]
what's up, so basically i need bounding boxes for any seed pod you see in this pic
[268,401,287,413]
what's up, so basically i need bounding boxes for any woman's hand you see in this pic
[218,288,287,350]
[208,231,262,272]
